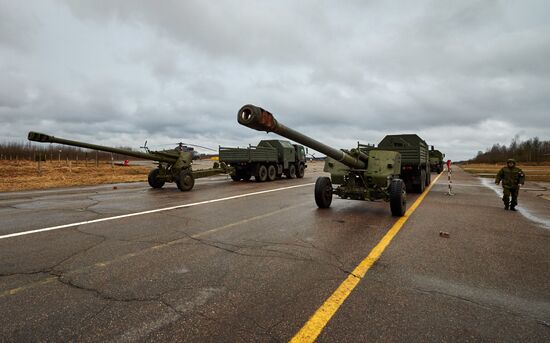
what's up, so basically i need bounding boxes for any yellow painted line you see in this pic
[290,173,443,343]
[0,277,58,297]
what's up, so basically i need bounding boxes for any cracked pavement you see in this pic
[1,164,549,342]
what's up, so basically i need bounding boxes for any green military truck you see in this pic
[219,140,306,182]
[429,147,445,173]
[378,134,430,193]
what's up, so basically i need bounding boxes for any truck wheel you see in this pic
[315,177,333,208]
[286,164,296,179]
[148,169,165,189]
[414,170,426,193]
[296,163,305,178]
[425,169,431,186]
[267,165,277,181]
[256,164,268,182]
[389,179,406,216]
[176,170,195,191]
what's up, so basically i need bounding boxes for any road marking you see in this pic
[78,203,310,271]
[0,183,314,240]
[0,277,58,297]
[1,204,308,297]
[289,173,443,343]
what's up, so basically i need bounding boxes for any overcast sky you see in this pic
[1,0,549,160]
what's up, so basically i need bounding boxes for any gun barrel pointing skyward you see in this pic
[237,104,366,169]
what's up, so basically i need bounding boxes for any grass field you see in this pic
[0,160,325,193]
[461,163,550,182]
[0,160,153,192]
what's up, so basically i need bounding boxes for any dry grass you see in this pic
[461,163,550,182]
[0,160,151,192]
[0,159,326,193]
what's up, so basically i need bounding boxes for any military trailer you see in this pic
[429,147,445,173]
[219,140,306,182]
[237,104,407,216]
[378,134,431,193]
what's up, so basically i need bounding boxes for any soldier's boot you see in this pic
[510,205,517,211]
[504,203,509,210]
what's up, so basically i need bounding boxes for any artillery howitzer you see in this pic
[237,105,406,216]
[27,131,232,191]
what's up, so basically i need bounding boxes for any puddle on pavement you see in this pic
[480,178,550,230]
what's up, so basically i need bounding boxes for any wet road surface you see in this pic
[1,164,549,342]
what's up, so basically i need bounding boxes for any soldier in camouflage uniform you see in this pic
[495,159,525,211]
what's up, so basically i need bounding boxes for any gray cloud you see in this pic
[0,0,549,159]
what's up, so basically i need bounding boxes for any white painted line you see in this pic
[0,183,314,240]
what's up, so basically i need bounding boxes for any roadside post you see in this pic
[446,159,454,196]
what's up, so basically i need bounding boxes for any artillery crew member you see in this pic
[495,159,525,211]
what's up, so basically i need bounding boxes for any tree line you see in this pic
[0,141,137,162]
[470,136,550,163]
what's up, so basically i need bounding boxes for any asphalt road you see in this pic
[1,163,549,342]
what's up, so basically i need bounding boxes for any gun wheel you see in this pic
[389,179,406,216]
[148,169,165,189]
[314,177,333,208]
[176,170,195,191]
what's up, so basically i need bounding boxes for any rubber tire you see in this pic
[314,177,333,208]
[389,179,406,216]
[148,169,165,189]
[425,169,431,186]
[267,165,277,181]
[176,170,195,191]
[286,164,296,179]
[296,163,305,178]
[256,164,268,182]
[414,170,426,193]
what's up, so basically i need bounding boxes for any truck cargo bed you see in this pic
[219,146,278,163]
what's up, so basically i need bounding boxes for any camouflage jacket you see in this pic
[495,166,525,188]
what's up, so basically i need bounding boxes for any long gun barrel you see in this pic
[27,131,175,163]
[237,104,366,169]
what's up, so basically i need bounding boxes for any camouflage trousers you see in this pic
[502,186,519,207]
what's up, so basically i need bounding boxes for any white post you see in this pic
[446,161,454,196]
